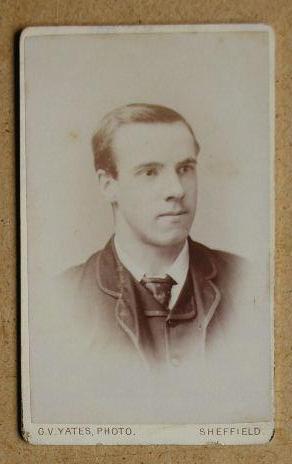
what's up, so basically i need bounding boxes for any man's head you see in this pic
[92,103,200,248]
[93,104,199,178]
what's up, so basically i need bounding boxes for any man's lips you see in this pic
[158,210,188,217]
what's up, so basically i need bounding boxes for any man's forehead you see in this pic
[112,121,197,164]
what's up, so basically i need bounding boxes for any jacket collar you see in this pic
[96,236,218,296]
[95,237,121,297]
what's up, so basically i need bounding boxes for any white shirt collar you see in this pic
[114,236,189,286]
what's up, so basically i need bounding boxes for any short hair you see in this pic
[92,103,200,178]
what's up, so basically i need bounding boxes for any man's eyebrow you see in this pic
[176,157,197,167]
[133,162,163,172]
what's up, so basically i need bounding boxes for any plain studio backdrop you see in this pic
[24,30,272,275]
[23,28,273,425]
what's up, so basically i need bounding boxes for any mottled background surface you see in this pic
[0,0,291,462]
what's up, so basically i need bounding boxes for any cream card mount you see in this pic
[20,24,275,445]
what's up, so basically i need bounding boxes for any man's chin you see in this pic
[149,230,189,248]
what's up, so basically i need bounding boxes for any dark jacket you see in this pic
[61,237,246,368]
[32,237,269,424]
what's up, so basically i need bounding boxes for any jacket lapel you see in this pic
[188,239,221,346]
[95,238,155,365]
[95,237,222,359]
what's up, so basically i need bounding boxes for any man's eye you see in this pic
[178,164,194,174]
[145,168,157,176]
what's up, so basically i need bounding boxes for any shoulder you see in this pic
[61,251,100,289]
[54,248,116,333]
[188,238,242,262]
[188,238,247,281]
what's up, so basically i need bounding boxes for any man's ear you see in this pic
[96,169,118,203]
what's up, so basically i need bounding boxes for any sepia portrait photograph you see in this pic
[20,24,274,445]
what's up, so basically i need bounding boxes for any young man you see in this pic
[34,104,257,423]
[65,103,244,368]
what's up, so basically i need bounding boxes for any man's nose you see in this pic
[162,171,185,200]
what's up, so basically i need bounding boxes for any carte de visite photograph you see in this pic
[20,24,274,445]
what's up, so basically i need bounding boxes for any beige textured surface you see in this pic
[0,0,291,462]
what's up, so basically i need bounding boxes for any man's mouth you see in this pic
[158,210,188,217]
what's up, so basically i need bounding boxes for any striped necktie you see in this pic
[141,275,176,308]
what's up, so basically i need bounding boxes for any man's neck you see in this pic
[114,228,186,276]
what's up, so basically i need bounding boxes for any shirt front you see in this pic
[114,237,189,309]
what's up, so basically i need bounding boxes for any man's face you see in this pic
[110,121,198,248]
